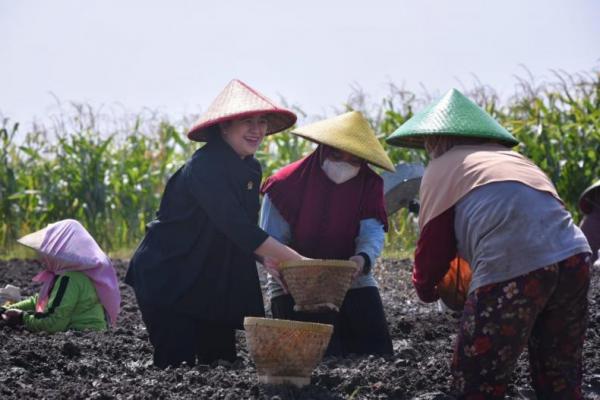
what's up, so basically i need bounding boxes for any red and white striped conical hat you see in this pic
[187,79,297,141]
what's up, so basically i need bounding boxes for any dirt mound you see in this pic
[1,258,599,399]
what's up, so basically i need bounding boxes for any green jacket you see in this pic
[9,271,107,332]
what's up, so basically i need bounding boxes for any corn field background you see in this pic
[1,69,599,259]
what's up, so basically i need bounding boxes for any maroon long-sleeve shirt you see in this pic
[413,207,458,302]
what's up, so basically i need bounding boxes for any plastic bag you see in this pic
[437,257,472,311]
[0,285,22,307]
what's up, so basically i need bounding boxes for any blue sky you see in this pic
[1,0,599,128]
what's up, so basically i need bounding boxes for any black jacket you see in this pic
[125,135,268,327]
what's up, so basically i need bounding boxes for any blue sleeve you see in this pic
[355,218,385,266]
[259,194,292,245]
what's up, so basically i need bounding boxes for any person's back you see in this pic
[455,181,589,292]
[59,271,107,331]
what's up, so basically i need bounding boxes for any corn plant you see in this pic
[0,69,598,259]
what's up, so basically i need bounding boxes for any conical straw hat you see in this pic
[385,88,519,149]
[187,79,297,141]
[291,111,395,172]
[579,179,600,214]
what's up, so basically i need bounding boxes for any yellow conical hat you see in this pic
[291,111,394,172]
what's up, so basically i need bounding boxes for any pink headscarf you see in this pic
[31,220,121,327]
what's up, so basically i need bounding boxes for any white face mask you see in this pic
[322,159,360,184]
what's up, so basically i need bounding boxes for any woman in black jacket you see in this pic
[126,79,304,368]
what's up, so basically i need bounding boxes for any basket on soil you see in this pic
[244,317,333,387]
[280,259,357,312]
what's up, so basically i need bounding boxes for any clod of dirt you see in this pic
[61,341,81,358]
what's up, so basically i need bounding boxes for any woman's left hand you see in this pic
[262,257,289,294]
[349,255,365,279]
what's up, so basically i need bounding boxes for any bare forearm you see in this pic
[255,237,302,262]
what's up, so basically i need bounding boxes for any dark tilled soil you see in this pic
[1,258,599,400]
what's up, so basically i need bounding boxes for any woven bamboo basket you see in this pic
[280,259,357,312]
[244,317,333,387]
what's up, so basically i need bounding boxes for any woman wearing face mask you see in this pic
[125,79,305,368]
[260,111,395,357]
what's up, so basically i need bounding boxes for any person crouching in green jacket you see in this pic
[1,219,121,332]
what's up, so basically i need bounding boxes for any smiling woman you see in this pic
[124,79,308,369]
[220,115,269,158]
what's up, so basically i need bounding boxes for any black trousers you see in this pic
[138,304,236,368]
[271,286,393,357]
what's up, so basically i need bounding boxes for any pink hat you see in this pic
[187,79,297,141]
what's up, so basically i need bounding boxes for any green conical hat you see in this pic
[385,88,519,149]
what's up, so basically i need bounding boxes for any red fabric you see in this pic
[261,146,388,259]
[413,206,458,302]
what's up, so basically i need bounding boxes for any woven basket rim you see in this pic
[280,259,357,270]
[244,317,333,333]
